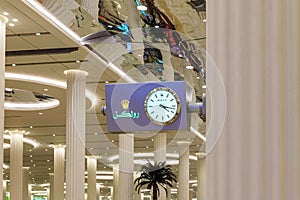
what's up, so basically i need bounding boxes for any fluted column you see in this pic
[96,183,100,200]
[178,141,191,200]
[119,134,134,200]
[65,69,88,200]
[154,133,167,200]
[3,180,7,200]
[0,15,8,200]
[207,1,300,200]
[54,145,65,200]
[49,173,54,200]
[28,184,32,200]
[10,130,24,200]
[112,165,119,200]
[23,167,30,200]
[87,156,97,200]
[196,153,206,200]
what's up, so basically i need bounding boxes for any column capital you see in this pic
[195,152,206,159]
[52,144,66,149]
[0,15,8,23]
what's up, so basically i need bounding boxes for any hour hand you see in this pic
[159,104,169,112]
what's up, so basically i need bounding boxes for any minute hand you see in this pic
[159,104,175,110]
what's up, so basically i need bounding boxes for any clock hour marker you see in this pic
[149,106,153,108]
[167,115,170,118]
[162,116,164,120]
[171,111,174,114]
[166,94,169,98]
[170,99,174,102]
[156,114,158,119]
[155,94,158,98]
[150,99,154,102]
[151,111,155,114]
[160,93,163,97]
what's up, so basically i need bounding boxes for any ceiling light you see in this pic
[47,160,50,162]
[202,85,207,89]
[3,12,9,16]
[45,149,48,152]
[30,155,33,157]
[137,5,147,11]
[154,25,159,28]
[29,126,33,128]
[185,65,194,70]
[8,23,15,27]
[11,63,16,67]
[12,18,18,22]
[196,76,200,79]
[203,19,207,22]
[107,25,113,28]
[33,164,36,167]
[35,32,41,36]
[38,112,43,115]
[76,60,81,63]
[111,140,114,143]
[43,88,48,92]
[48,168,51,170]
[94,132,98,135]
[52,134,55,137]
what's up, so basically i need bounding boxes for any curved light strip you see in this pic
[108,153,197,163]
[5,72,99,109]
[4,99,60,111]
[3,134,39,148]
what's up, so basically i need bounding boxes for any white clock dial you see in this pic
[144,87,181,126]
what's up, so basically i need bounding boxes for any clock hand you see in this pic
[160,105,175,110]
[159,104,170,112]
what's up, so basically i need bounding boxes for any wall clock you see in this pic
[144,87,181,126]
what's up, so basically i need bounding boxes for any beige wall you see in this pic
[207,0,300,200]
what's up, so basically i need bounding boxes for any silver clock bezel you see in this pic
[144,87,181,126]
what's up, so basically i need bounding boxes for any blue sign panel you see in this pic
[105,81,187,132]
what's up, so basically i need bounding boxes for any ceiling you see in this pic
[1,0,206,195]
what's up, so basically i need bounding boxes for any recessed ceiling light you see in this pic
[105,81,109,83]
[3,12,9,16]
[45,149,48,152]
[8,23,15,27]
[203,19,207,22]
[76,60,81,63]
[146,146,149,149]
[12,18,18,22]
[52,134,55,137]
[90,147,93,150]
[35,32,41,36]
[30,155,33,157]
[48,168,51,170]
[33,164,36,167]
[30,160,33,162]
[47,160,50,162]
[185,65,194,70]
[111,140,114,143]
[137,5,147,11]
[29,149,32,152]
[11,63,16,67]
[196,76,200,79]
[202,85,207,89]
[44,88,48,92]
[38,112,43,115]
[29,126,33,128]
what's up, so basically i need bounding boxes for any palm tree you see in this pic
[134,161,177,200]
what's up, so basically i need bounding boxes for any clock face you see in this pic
[144,87,181,126]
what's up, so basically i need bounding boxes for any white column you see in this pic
[87,156,97,200]
[119,134,134,200]
[49,173,54,200]
[154,133,167,200]
[54,145,65,200]
[96,183,100,200]
[23,167,30,200]
[207,1,300,200]
[3,180,7,200]
[65,70,88,200]
[178,141,191,200]
[112,165,119,200]
[133,173,141,200]
[10,130,24,200]
[0,15,8,200]
[28,184,32,200]
[47,188,50,200]
[196,153,206,200]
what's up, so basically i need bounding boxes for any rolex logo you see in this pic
[121,99,130,110]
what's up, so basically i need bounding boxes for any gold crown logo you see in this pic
[121,99,130,110]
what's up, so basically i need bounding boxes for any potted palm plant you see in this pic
[134,161,177,200]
